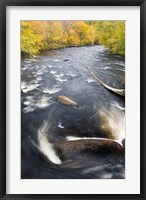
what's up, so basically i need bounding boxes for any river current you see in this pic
[21,45,125,179]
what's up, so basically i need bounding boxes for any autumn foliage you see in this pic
[21,20,125,57]
[93,21,125,55]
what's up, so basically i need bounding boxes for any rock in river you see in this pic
[56,95,78,107]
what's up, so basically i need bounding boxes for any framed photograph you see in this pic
[0,0,145,199]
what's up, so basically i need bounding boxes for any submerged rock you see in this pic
[63,59,69,62]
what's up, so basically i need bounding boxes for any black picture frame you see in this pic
[0,0,145,199]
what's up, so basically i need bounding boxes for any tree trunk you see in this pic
[89,70,125,96]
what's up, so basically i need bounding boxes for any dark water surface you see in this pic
[21,45,125,179]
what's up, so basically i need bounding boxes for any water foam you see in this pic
[36,70,43,75]
[50,70,57,74]
[86,78,96,83]
[55,77,67,82]
[58,123,64,129]
[23,95,53,113]
[21,82,40,93]
[43,85,62,94]
[97,105,125,143]
[37,121,61,164]
[54,73,64,77]
[111,101,125,110]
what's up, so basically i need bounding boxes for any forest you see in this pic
[21,20,125,57]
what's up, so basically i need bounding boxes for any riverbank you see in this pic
[21,21,125,57]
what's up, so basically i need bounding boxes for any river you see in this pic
[21,45,125,179]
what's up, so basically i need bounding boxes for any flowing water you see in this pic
[21,45,125,179]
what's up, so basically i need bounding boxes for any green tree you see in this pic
[93,21,125,55]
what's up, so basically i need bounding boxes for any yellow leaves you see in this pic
[74,21,89,34]
[94,21,125,55]
[21,20,99,56]
[21,20,125,56]
[21,21,45,56]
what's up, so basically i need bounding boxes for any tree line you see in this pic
[21,20,125,57]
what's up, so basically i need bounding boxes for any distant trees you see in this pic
[21,21,46,56]
[93,21,125,55]
[21,20,125,57]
